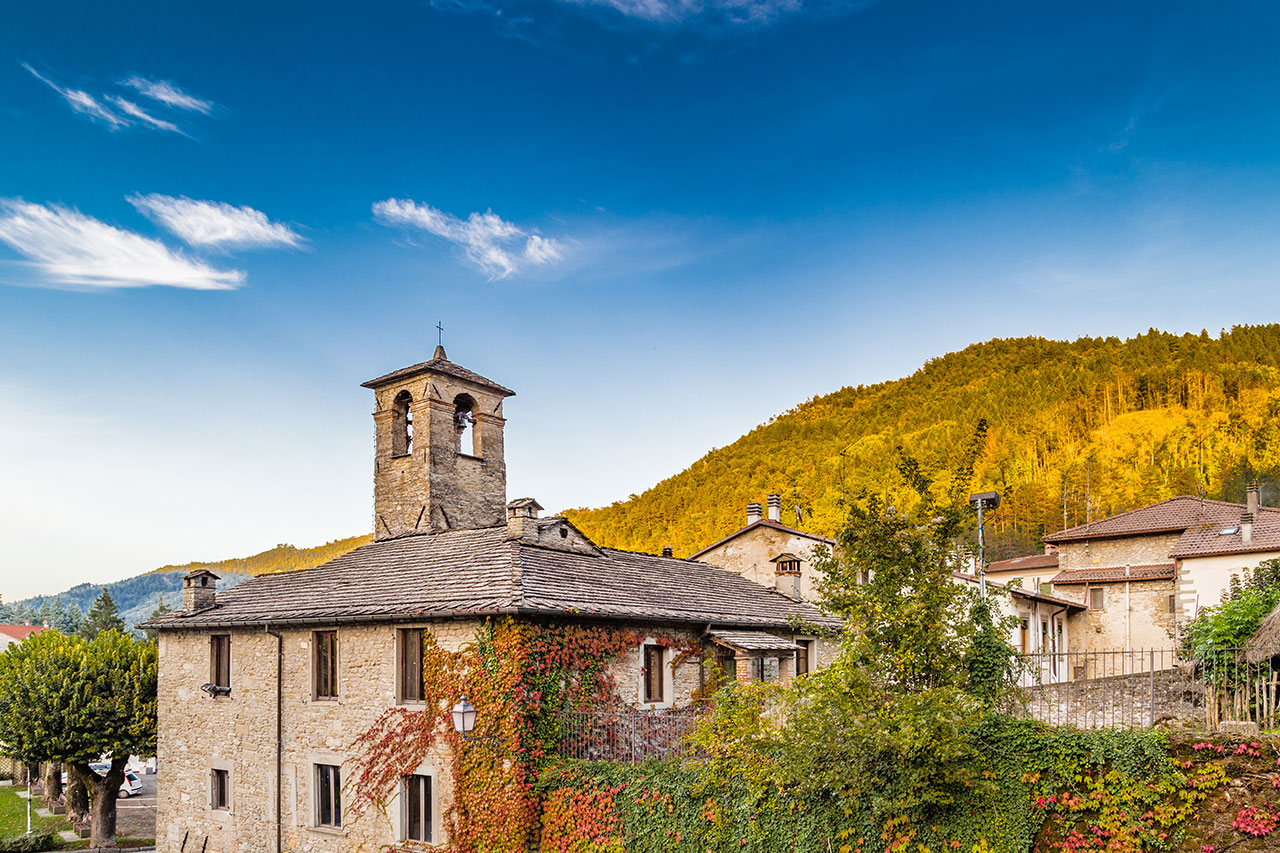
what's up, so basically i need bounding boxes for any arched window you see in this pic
[453,394,477,456]
[392,391,413,456]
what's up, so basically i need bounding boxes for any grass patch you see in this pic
[0,785,73,839]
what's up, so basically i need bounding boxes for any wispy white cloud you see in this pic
[0,200,243,290]
[106,97,183,134]
[120,76,214,114]
[22,63,127,129]
[372,198,564,279]
[128,194,302,250]
[437,0,874,32]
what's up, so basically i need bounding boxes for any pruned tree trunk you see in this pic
[41,760,62,804]
[64,764,89,823]
[75,756,127,848]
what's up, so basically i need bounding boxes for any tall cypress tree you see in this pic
[79,589,125,640]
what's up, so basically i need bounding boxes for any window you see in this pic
[1019,618,1029,653]
[1168,594,1177,614]
[1089,587,1105,610]
[314,631,338,699]
[392,391,413,457]
[315,764,342,828]
[796,640,813,676]
[210,635,231,695]
[211,768,230,811]
[403,774,432,843]
[642,644,665,703]
[399,629,425,703]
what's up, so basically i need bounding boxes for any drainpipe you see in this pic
[266,627,283,853]
[1049,606,1067,682]
[1125,564,1131,653]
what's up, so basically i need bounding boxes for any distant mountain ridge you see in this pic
[9,535,370,629]
[565,326,1280,562]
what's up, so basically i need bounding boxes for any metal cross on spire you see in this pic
[436,321,445,346]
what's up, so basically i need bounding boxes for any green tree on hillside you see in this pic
[79,588,125,640]
[0,629,157,848]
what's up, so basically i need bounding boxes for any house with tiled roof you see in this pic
[143,348,837,853]
[1035,486,1279,653]
[0,624,46,652]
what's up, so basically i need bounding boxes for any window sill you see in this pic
[457,453,484,461]
[211,808,232,818]
[309,825,346,836]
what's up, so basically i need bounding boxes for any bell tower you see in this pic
[362,345,515,539]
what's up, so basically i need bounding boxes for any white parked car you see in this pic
[61,766,144,797]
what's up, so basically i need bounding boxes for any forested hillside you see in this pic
[565,326,1280,560]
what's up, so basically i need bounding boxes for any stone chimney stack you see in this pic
[183,570,219,613]
[767,493,781,523]
[661,546,673,558]
[506,498,543,543]
[746,502,763,526]
[1248,481,1260,516]
[1242,512,1255,546]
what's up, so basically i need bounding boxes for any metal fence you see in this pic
[560,706,706,763]
[1010,647,1280,731]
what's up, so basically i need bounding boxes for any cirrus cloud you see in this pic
[128,194,303,250]
[0,200,244,290]
[372,198,564,280]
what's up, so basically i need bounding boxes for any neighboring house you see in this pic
[1039,486,1279,652]
[690,494,837,603]
[953,573,1083,684]
[143,348,838,853]
[984,551,1061,594]
[0,624,45,651]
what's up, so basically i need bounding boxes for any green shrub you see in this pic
[0,831,62,852]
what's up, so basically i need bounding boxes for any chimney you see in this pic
[506,497,544,544]
[661,546,673,558]
[1242,512,1254,546]
[746,502,763,526]
[767,493,781,523]
[183,570,220,613]
[1248,481,1260,517]
[1044,543,1059,556]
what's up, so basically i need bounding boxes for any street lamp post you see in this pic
[969,491,1001,598]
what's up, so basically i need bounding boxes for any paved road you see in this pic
[115,772,156,840]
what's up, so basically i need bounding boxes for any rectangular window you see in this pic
[796,640,813,676]
[315,764,341,828]
[1168,594,1177,614]
[211,768,229,811]
[1089,587,1105,611]
[403,774,432,842]
[210,635,231,693]
[1019,618,1029,653]
[399,629,425,703]
[314,631,338,699]
[642,645,665,703]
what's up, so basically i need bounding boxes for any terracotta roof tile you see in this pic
[1049,564,1175,584]
[1170,508,1280,558]
[144,525,836,631]
[0,625,46,641]
[1043,496,1249,543]
[987,553,1059,572]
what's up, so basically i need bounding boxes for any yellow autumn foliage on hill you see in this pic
[150,534,372,578]
[564,326,1280,561]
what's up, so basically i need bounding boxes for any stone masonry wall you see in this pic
[1053,578,1176,653]
[1019,667,1206,730]
[695,526,831,603]
[1055,533,1182,571]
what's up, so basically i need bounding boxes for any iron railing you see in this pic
[1010,647,1280,731]
[560,706,706,763]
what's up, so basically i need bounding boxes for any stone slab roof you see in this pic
[143,525,837,631]
[1049,563,1175,584]
[987,553,1059,573]
[361,348,515,396]
[689,519,836,560]
[709,631,801,653]
[1043,497,1245,543]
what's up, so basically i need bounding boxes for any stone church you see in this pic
[145,348,836,852]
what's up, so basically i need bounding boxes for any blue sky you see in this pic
[2,0,1279,599]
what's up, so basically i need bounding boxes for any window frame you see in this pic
[398,628,425,704]
[1089,586,1105,611]
[209,634,231,695]
[314,763,342,829]
[210,768,230,811]
[402,773,433,843]
[642,644,666,704]
[795,639,813,676]
[314,630,339,700]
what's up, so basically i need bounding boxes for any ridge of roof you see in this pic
[361,357,516,396]
[1043,496,1247,543]
[1049,563,1175,584]
[689,518,836,560]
